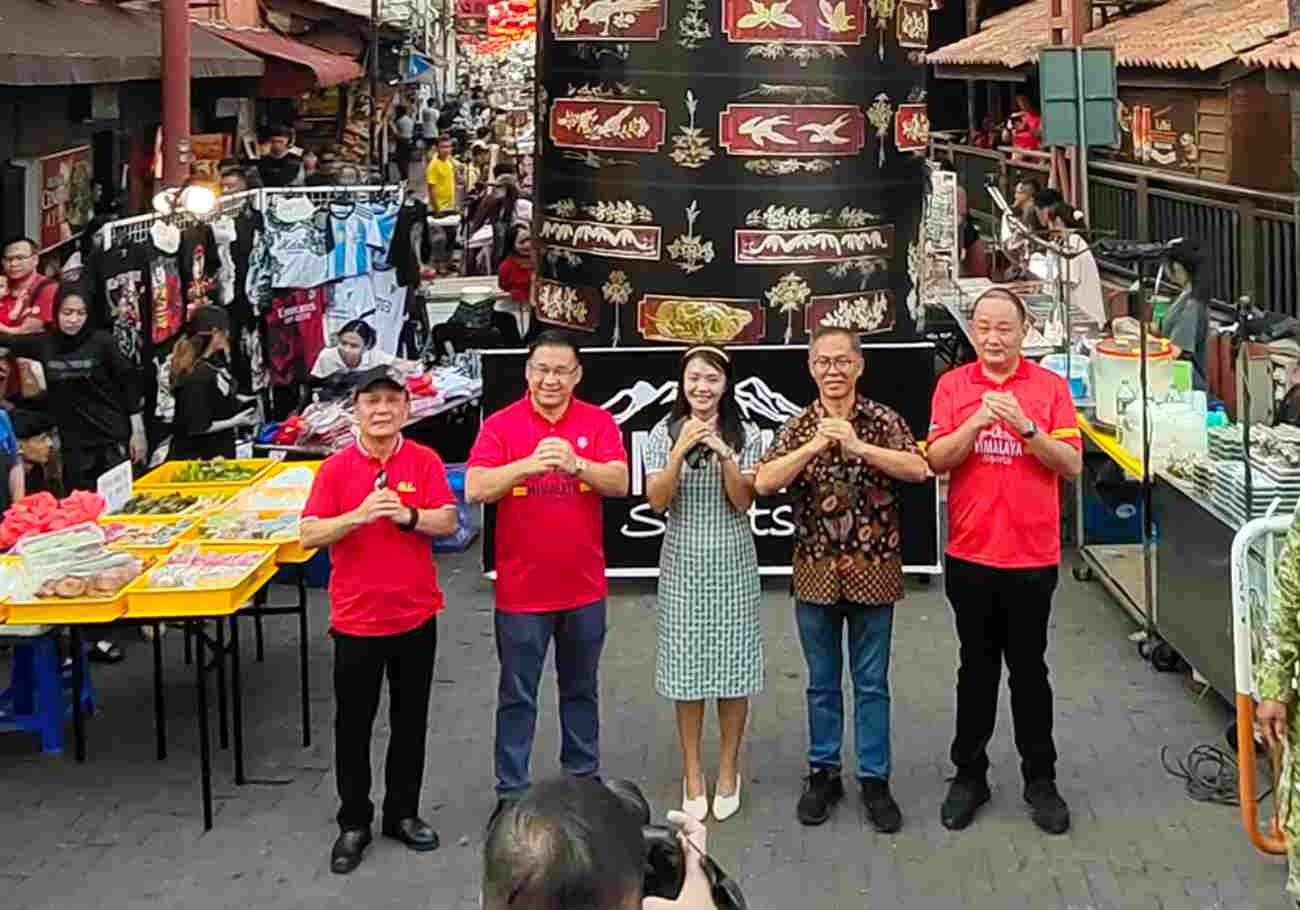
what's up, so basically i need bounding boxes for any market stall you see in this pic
[0,458,321,830]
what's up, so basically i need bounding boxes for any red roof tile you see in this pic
[1240,29,1300,69]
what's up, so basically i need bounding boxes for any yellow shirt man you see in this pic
[426,151,456,213]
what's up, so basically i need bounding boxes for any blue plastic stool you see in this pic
[0,635,94,753]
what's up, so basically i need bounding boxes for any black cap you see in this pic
[190,306,230,335]
[353,365,407,395]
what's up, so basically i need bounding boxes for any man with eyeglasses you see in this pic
[300,366,459,874]
[1,237,58,335]
[466,330,630,829]
[756,326,928,831]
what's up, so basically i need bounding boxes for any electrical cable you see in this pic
[1160,743,1272,807]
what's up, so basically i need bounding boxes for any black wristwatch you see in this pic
[1021,420,1038,440]
[402,507,419,531]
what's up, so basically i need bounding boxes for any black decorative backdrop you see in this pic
[533,0,932,347]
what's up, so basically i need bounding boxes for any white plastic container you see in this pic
[1091,337,1174,427]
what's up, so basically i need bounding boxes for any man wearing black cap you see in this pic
[300,366,460,874]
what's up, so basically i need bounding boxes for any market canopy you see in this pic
[927,0,1288,78]
[0,0,264,86]
[198,24,365,97]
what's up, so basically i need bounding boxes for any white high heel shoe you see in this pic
[682,778,709,822]
[712,775,742,822]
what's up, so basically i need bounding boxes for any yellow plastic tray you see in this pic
[134,459,277,492]
[102,523,198,560]
[261,460,323,482]
[6,593,128,625]
[193,510,315,565]
[125,547,278,619]
[100,492,233,523]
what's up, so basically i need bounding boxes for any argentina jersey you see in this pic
[324,202,398,282]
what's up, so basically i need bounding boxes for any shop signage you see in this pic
[1115,91,1198,171]
[37,147,93,252]
[479,344,941,576]
[636,295,768,345]
[538,216,663,260]
[96,461,134,514]
[718,104,867,157]
[551,0,667,41]
[721,0,868,45]
[548,98,668,153]
[803,289,896,335]
[734,223,894,265]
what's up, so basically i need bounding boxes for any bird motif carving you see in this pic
[737,114,796,147]
[577,0,660,36]
[796,113,853,145]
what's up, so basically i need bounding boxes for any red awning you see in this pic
[199,24,364,97]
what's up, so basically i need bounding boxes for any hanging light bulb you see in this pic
[179,184,217,216]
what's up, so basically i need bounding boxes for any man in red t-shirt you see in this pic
[466,330,629,827]
[1,236,59,400]
[300,366,459,874]
[926,287,1082,837]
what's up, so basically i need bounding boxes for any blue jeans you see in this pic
[795,600,894,782]
[494,600,606,795]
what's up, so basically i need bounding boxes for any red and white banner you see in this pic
[718,104,866,157]
[548,98,667,153]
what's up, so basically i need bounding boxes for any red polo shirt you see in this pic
[0,274,57,331]
[302,436,456,636]
[468,395,626,613]
[928,359,1081,569]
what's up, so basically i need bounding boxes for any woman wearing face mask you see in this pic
[644,346,764,824]
[169,306,257,461]
[309,317,398,380]
[0,284,145,490]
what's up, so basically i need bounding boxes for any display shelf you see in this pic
[1079,544,1153,629]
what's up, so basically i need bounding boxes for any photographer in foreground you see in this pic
[482,777,727,910]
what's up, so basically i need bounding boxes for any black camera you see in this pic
[605,779,748,910]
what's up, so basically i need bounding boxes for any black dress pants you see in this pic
[945,555,1058,784]
[333,615,437,830]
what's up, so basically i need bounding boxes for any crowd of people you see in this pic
[298,292,1084,908]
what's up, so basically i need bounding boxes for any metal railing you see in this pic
[930,140,1300,316]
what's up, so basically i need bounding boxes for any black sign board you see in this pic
[478,344,940,577]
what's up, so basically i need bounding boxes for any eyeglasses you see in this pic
[810,356,858,373]
[527,364,578,380]
[2,253,33,263]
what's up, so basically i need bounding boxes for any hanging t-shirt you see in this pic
[147,247,184,346]
[181,224,221,316]
[211,217,238,307]
[266,288,327,387]
[251,210,330,296]
[369,268,408,355]
[93,244,150,365]
[323,202,395,282]
[391,199,432,288]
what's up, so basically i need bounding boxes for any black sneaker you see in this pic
[1024,779,1070,834]
[860,778,902,833]
[940,776,991,831]
[796,768,844,826]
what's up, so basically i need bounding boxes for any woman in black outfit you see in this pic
[169,306,255,460]
[0,284,145,491]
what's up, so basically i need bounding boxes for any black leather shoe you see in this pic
[861,778,902,833]
[940,777,990,831]
[796,768,844,826]
[382,816,440,852]
[330,827,372,874]
[1024,779,1070,835]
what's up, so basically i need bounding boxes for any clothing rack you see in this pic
[99,185,403,251]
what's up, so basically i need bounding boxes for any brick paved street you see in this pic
[0,549,1288,909]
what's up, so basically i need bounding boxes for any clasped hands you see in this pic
[355,488,408,525]
[672,417,732,462]
[809,418,868,458]
[528,436,580,475]
[973,391,1031,436]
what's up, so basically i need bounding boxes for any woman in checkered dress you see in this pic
[645,346,764,824]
